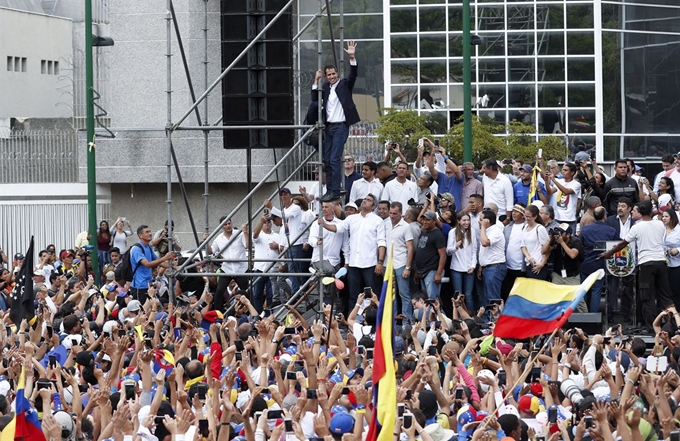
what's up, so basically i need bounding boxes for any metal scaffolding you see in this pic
[106,0,347,318]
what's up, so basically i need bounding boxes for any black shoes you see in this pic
[320,193,341,202]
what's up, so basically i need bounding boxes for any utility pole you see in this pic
[462,0,473,163]
[85,0,99,281]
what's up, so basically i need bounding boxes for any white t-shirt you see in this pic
[625,219,666,265]
[111,229,133,252]
[505,223,526,271]
[479,224,506,266]
[252,230,280,272]
[550,178,581,221]
[521,224,549,266]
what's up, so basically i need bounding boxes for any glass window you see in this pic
[476,84,507,109]
[391,86,419,109]
[391,35,418,58]
[603,136,621,161]
[332,0,383,13]
[538,84,565,108]
[420,60,447,82]
[391,60,418,83]
[420,7,447,32]
[567,110,596,135]
[449,59,464,82]
[391,0,416,4]
[448,84,466,108]
[420,34,447,57]
[449,33,463,56]
[478,32,506,57]
[508,83,535,107]
[448,6,463,31]
[477,7,504,31]
[420,0,444,4]
[543,5,564,29]
[566,4,594,29]
[566,32,594,55]
[508,57,535,81]
[538,58,565,81]
[567,58,594,81]
[567,84,595,107]
[391,8,417,32]
[476,58,506,83]
[507,32,534,56]
[537,32,564,55]
[419,86,447,109]
[507,5,534,31]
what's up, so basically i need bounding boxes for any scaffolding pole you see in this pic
[203,0,210,233]
[165,3,175,304]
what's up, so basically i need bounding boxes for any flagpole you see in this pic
[472,327,560,433]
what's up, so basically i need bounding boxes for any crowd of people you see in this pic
[2,145,680,441]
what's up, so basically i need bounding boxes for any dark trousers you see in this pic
[638,261,674,328]
[215,275,249,311]
[130,287,149,305]
[323,122,350,196]
[347,266,381,311]
[607,274,635,318]
[501,269,524,301]
[668,266,680,310]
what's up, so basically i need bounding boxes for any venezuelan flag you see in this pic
[493,270,604,340]
[153,349,175,376]
[0,367,45,441]
[365,253,396,441]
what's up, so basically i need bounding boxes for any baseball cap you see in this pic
[106,271,115,281]
[422,210,437,220]
[60,250,74,260]
[345,202,358,211]
[13,253,24,260]
[439,193,454,203]
[521,164,533,173]
[279,187,291,194]
[556,223,572,234]
[127,300,142,312]
[76,351,95,367]
[329,413,355,434]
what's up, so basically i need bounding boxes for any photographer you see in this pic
[549,223,587,311]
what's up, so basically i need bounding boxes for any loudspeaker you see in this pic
[221,0,294,149]
[565,313,602,336]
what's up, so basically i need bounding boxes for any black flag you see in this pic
[9,236,34,326]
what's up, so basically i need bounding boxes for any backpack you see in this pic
[114,243,143,283]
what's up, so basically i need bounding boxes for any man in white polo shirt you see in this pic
[477,209,507,307]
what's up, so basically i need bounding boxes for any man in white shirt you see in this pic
[546,162,582,233]
[602,200,674,333]
[209,216,249,311]
[251,214,281,313]
[386,202,415,318]
[477,209,507,306]
[349,161,383,204]
[264,188,305,294]
[320,193,387,310]
[480,158,514,225]
[309,201,350,306]
[382,162,419,211]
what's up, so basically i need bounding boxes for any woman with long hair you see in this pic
[111,217,134,252]
[651,176,676,210]
[663,207,680,308]
[520,205,551,280]
[446,211,477,310]
[97,220,112,274]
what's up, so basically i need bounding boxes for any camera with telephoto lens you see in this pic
[191,300,208,315]
[82,245,95,256]
[425,192,441,205]
[560,378,583,408]
[160,322,171,339]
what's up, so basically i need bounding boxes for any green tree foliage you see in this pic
[376,111,569,166]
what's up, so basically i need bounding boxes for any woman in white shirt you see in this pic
[662,207,680,308]
[446,212,477,310]
[520,205,551,280]
[111,217,133,252]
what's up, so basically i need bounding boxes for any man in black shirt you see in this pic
[549,223,586,311]
[603,159,642,216]
[414,211,447,300]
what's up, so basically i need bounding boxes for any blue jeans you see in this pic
[481,264,506,307]
[582,271,604,312]
[394,266,412,318]
[452,270,475,310]
[420,270,441,300]
[288,244,308,294]
[252,270,273,313]
[323,122,350,195]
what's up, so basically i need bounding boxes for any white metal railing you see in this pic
[0,129,78,183]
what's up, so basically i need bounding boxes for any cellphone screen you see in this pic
[284,419,294,432]
[403,414,413,429]
[498,370,506,386]
[455,388,463,400]
[235,340,245,351]
[286,371,297,380]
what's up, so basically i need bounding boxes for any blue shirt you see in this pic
[130,242,157,289]
[345,171,362,203]
[579,221,619,274]
[436,173,464,211]
[513,180,547,205]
